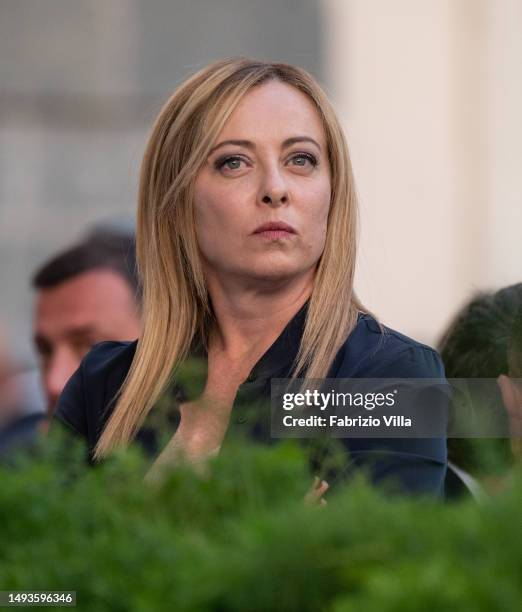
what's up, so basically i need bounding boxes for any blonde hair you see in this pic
[94,57,368,459]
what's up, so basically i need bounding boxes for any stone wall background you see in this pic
[0,0,323,363]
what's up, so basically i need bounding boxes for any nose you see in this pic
[258,165,289,207]
[44,349,79,416]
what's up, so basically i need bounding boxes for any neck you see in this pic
[205,269,314,364]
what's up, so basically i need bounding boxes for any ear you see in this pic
[497,375,522,420]
[497,374,522,460]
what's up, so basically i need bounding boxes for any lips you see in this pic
[252,221,296,234]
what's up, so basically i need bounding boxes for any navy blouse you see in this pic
[53,301,448,497]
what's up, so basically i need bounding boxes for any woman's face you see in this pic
[193,80,331,286]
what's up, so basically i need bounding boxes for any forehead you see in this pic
[217,80,326,145]
[35,269,134,330]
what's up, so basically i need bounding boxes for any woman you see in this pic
[54,58,447,497]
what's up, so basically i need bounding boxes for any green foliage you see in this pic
[448,437,514,476]
[1,430,522,612]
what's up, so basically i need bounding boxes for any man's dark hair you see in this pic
[438,283,522,378]
[439,283,522,478]
[508,307,522,377]
[32,231,142,305]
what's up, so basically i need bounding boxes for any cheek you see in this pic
[194,185,216,229]
[301,182,331,233]
[194,183,248,253]
[194,187,225,244]
[295,186,330,260]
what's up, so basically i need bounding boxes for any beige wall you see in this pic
[322,0,521,346]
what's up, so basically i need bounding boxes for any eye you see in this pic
[214,155,248,173]
[288,152,318,168]
[71,341,93,359]
[35,338,52,359]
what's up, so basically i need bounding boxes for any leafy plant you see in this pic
[1,429,521,612]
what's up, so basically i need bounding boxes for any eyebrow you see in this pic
[208,136,322,156]
[64,326,98,340]
[33,326,98,349]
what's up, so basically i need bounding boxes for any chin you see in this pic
[246,259,307,281]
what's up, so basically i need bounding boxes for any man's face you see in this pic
[33,269,141,415]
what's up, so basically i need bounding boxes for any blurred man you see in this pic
[439,283,522,495]
[0,324,23,429]
[32,232,142,416]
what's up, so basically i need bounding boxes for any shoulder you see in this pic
[334,313,445,378]
[53,340,137,446]
[71,339,137,390]
[332,314,448,492]
[80,339,138,376]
